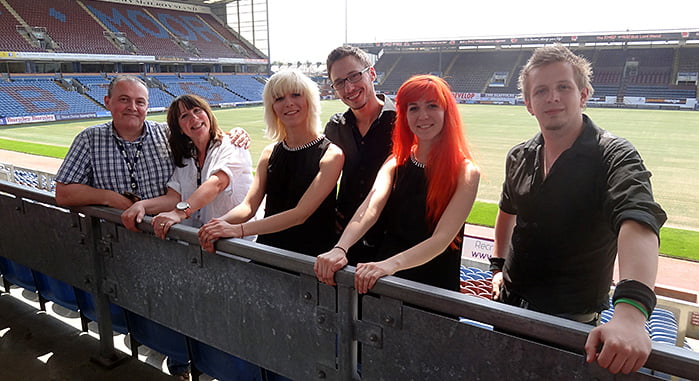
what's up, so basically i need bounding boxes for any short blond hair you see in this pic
[263,70,321,142]
[518,44,594,101]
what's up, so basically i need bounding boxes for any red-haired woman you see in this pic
[315,74,480,293]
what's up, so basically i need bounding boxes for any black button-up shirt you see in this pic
[324,94,396,263]
[499,114,666,315]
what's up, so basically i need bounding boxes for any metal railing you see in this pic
[1,180,698,380]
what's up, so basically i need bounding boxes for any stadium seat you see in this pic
[189,338,264,381]
[73,287,130,339]
[124,310,190,375]
[0,257,46,311]
[32,271,89,329]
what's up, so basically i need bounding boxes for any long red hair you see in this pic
[392,74,473,229]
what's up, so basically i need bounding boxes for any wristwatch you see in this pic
[176,201,192,218]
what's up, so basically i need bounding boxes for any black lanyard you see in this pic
[114,137,144,192]
[193,150,203,187]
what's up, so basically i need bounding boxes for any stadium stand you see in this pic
[459,265,493,299]
[199,12,256,57]
[0,2,44,52]
[82,0,189,57]
[138,6,242,59]
[0,75,103,117]
[376,52,456,93]
[5,0,125,55]
[456,50,524,93]
[369,45,698,110]
[0,72,265,119]
[148,73,246,105]
[69,74,111,107]
[212,73,266,101]
[678,48,699,73]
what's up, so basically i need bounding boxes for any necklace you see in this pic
[282,135,324,151]
[410,152,425,168]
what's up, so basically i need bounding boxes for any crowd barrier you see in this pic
[1,180,698,380]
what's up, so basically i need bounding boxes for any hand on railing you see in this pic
[585,303,652,374]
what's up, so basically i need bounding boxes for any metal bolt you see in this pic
[383,315,394,325]
[316,315,325,324]
[369,334,378,342]
[317,370,326,379]
[303,292,312,300]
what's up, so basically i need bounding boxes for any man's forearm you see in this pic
[55,183,128,209]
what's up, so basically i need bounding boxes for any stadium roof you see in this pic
[165,0,239,6]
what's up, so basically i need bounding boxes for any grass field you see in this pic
[1,102,698,259]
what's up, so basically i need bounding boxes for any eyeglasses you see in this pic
[331,67,370,90]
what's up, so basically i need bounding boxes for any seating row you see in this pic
[374,48,699,97]
[0,74,265,118]
[0,0,260,59]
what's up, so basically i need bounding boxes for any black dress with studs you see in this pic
[257,136,337,256]
[376,158,462,291]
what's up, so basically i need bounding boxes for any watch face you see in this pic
[176,201,190,211]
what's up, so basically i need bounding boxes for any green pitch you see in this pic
[1,102,697,259]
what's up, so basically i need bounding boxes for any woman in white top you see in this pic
[121,94,253,238]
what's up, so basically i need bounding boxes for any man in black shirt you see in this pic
[321,46,396,265]
[491,45,666,375]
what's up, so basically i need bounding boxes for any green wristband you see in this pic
[614,297,650,320]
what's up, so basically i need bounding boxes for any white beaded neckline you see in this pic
[410,152,425,168]
[282,135,325,151]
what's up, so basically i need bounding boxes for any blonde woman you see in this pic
[199,70,344,255]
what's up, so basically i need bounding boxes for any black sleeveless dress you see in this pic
[256,137,337,256]
[377,158,462,291]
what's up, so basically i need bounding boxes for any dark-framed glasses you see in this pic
[331,67,370,90]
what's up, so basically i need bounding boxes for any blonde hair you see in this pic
[262,69,321,142]
[518,44,594,101]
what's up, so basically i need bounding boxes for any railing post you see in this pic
[86,215,127,368]
[337,284,358,380]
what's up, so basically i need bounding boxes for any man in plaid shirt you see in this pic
[55,75,173,209]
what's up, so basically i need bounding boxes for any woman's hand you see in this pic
[152,210,184,240]
[198,218,241,253]
[354,261,396,294]
[314,247,349,286]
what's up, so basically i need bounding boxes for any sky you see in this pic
[264,0,699,64]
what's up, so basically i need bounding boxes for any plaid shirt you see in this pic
[56,120,174,200]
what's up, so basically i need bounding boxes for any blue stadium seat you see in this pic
[73,287,129,336]
[0,257,46,311]
[32,271,78,310]
[125,311,190,376]
[189,338,264,381]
